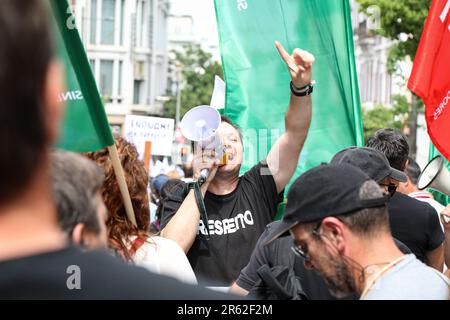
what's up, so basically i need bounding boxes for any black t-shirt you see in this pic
[0,246,234,299]
[388,192,445,262]
[160,162,283,286]
[236,221,355,300]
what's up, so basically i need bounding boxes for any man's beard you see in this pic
[315,254,357,299]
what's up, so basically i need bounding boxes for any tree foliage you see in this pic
[357,0,431,61]
[362,94,409,142]
[163,44,223,119]
[357,0,431,155]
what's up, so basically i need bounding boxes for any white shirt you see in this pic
[149,202,158,223]
[127,236,197,285]
[362,254,450,300]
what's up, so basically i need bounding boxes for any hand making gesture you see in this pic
[275,41,315,89]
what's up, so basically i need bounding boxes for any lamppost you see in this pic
[175,60,183,128]
[174,60,185,165]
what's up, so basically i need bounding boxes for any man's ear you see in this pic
[321,217,346,254]
[71,223,86,247]
[401,159,409,172]
[43,60,65,144]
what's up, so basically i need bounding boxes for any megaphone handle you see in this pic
[198,168,209,185]
[187,181,210,240]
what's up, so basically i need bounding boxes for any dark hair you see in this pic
[220,115,243,142]
[51,150,104,235]
[85,136,150,258]
[182,163,193,179]
[405,157,421,186]
[366,128,409,171]
[155,179,183,222]
[0,0,54,203]
[150,174,169,199]
[338,181,390,237]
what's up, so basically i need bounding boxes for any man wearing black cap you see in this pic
[268,164,450,299]
[367,129,444,271]
[229,148,411,299]
[330,146,407,195]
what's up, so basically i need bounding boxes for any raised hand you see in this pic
[275,40,315,89]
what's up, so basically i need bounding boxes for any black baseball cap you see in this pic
[330,147,407,183]
[266,163,389,245]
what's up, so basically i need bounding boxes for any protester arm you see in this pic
[441,205,450,268]
[444,230,450,269]
[160,191,201,253]
[267,42,314,193]
[160,155,219,253]
[425,244,444,272]
[424,204,446,271]
[229,282,249,296]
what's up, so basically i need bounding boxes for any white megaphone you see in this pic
[180,105,226,183]
[418,155,450,196]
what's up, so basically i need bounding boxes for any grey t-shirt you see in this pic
[362,254,450,300]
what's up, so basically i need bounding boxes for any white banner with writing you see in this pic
[124,115,175,157]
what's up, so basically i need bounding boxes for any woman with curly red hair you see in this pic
[85,136,196,284]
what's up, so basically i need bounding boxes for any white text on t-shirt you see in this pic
[197,210,254,236]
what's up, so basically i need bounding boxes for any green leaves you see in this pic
[357,0,431,154]
[362,94,414,142]
[357,0,431,60]
[163,44,224,119]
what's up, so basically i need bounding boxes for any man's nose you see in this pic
[222,140,231,149]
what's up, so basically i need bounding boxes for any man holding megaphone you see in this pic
[160,41,314,287]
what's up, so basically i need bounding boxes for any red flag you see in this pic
[408,0,450,161]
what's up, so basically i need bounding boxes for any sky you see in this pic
[169,0,220,60]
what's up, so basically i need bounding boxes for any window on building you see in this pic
[100,60,114,102]
[136,0,148,48]
[133,80,143,105]
[120,0,125,45]
[89,59,96,74]
[89,0,132,46]
[140,0,146,47]
[90,0,97,44]
[101,0,116,45]
[118,60,123,101]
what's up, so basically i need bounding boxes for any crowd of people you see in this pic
[0,0,449,300]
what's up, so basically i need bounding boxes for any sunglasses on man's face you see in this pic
[291,243,309,260]
[291,220,322,261]
[379,183,397,197]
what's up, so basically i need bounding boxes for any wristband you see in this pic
[290,81,313,96]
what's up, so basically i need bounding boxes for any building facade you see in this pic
[350,0,412,109]
[166,14,196,95]
[70,0,170,132]
[350,1,429,166]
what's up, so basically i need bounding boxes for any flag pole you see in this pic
[50,0,137,226]
[108,145,138,227]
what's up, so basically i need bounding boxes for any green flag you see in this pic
[50,0,114,152]
[429,144,450,206]
[214,0,363,180]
